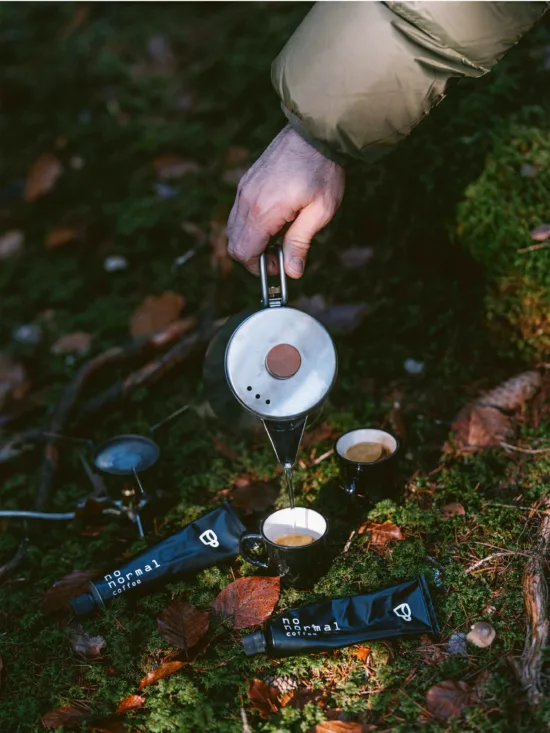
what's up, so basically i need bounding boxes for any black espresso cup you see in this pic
[240,507,329,589]
[335,428,399,504]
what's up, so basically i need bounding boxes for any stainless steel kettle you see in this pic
[225,248,337,468]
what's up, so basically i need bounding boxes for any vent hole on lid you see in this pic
[247,386,252,391]
[255,394,260,399]
[266,399,271,405]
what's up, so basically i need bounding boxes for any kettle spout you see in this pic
[262,417,307,469]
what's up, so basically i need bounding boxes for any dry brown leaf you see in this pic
[449,371,541,451]
[530,223,550,242]
[417,636,445,666]
[353,646,370,662]
[156,600,210,653]
[130,292,185,338]
[230,476,280,516]
[41,705,85,729]
[68,623,106,657]
[357,520,404,547]
[0,230,24,259]
[25,153,63,202]
[213,576,280,629]
[425,679,477,721]
[0,354,28,411]
[46,227,78,249]
[307,723,365,733]
[153,155,201,180]
[440,503,465,520]
[42,569,95,614]
[51,332,92,356]
[213,438,240,461]
[115,695,146,714]
[301,422,336,449]
[210,219,232,278]
[138,660,186,690]
[247,679,281,719]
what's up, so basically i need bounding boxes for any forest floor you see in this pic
[1,4,550,732]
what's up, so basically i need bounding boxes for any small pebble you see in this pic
[446,632,468,656]
[0,230,24,259]
[69,155,85,170]
[154,182,177,199]
[520,163,537,179]
[103,255,128,273]
[467,622,496,648]
[404,358,424,375]
[13,323,42,345]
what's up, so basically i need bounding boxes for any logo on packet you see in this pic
[393,603,412,622]
[199,529,220,548]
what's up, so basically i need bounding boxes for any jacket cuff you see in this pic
[281,105,349,167]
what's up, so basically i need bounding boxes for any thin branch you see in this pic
[518,242,550,254]
[465,550,529,575]
[500,441,550,455]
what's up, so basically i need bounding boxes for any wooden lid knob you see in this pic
[266,343,301,379]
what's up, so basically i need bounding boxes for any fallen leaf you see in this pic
[467,622,496,649]
[230,476,280,516]
[68,623,106,657]
[41,705,85,729]
[210,218,232,278]
[417,636,445,666]
[51,332,92,356]
[301,422,336,449]
[338,247,374,269]
[357,520,404,547]
[0,230,24,259]
[138,660,186,690]
[213,576,280,629]
[293,295,369,334]
[46,227,78,249]
[0,354,28,410]
[42,569,95,614]
[425,679,477,721]
[153,155,201,180]
[353,646,370,662]
[25,153,63,202]
[157,600,210,653]
[130,292,185,338]
[286,687,326,710]
[116,695,146,714]
[440,503,465,520]
[530,223,550,241]
[213,438,240,461]
[307,723,365,733]
[247,679,281,719]
[224,146,249,166]
[449,371,541,451]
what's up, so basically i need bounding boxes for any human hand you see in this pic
[227,125,345,278]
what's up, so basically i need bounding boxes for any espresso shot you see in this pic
[336,429,399,505]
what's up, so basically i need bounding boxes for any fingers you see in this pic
[282,201,331,279]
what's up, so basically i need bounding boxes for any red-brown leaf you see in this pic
[426,679,477,721]
[213,576,280,629]
[51,332,92,356]
[25,154,62,202]
[353,646,370,663]
[43,569,95,614]
[530,223,550,242]
[41,705,85,729]
[157,600,210,653]
[247,679,281,719]
[301,422,336,449]
[213,438,240,461]
[116,695,146,714]
[307,723,366,733]
[440,503,465,520]
[357,520,404,547]
[68,623,106,657]
[130,292,185,338]
[46,227,79,249]
[138,660,186,690]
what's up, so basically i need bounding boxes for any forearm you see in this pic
[272,1,548,164]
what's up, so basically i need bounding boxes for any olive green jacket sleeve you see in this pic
[272,1,548,164]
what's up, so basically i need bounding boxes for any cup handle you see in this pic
[240,532,269,568]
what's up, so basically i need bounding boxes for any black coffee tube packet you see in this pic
[70,502,245,617]
[242,575,438,657]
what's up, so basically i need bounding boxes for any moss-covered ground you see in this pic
[1,4,550,731]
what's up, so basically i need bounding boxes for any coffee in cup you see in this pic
[336,428,399,504]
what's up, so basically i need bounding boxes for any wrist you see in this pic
[281,107,348,169]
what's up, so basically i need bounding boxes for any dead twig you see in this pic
[465,550,529,575]
[518,242,550,254]
[500,441,550,455]
[512,498,550,706]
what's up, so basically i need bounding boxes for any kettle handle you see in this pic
[260,248,287,308]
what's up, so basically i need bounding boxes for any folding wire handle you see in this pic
[260,247,287,308]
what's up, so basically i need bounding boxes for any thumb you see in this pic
[282,201,328,279]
